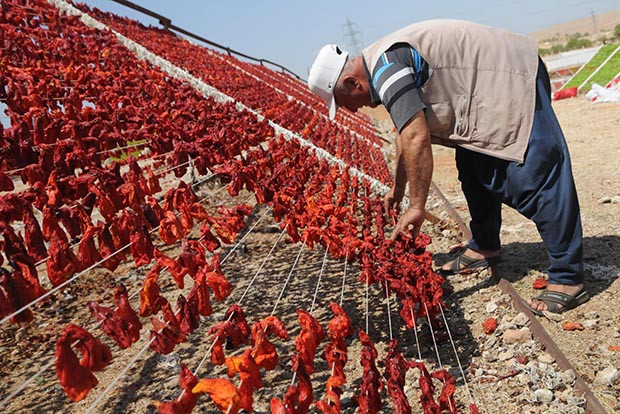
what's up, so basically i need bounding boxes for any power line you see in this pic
[591,11,599,35]
[343,17,363,56]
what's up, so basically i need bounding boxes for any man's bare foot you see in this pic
[528,283,584,312]
[440,248,500,272]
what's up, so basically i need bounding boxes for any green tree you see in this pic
[539,48,550,56]
[566,36,592,50]
[551,44,564,54]
[615,24,620,39]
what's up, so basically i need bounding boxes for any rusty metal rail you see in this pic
[430,181,471,240]
[496,278,608,414]
[430,180,607,414]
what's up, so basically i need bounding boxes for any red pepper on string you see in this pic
[270,353,314,414]
[316,303,353,414]
[251,315,289,371]
[149,302,186,355]
[55,323,113,402]
[224,349,263,412]
[431,369,458,413]
[192,377,241,414]
[295,309,326,375]
[154,365,198,414]
[409,360,441,414]
[88,284,142,349]
[139,265,169,317]
[357,330,384,414]
[209,307,250,366]
[383,339,412,414]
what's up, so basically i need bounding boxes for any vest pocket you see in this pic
[425,102,454,133]
[454,95,477,139]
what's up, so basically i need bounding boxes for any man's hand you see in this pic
[384,185,405,215]
[390,207,426,240]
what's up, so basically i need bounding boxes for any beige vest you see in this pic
[362,20,539,163]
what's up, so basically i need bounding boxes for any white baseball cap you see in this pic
[308,44,349,119]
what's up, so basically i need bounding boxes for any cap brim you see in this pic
[328,96,338,120]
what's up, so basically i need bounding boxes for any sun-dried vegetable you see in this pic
[55,324,113,402]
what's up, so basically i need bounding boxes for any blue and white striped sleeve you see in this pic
[372,50,426,132]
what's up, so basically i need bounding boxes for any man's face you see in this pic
[334,85,371,113]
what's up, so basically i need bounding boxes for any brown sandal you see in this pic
[526,289,590,316]
[436,254,499,276]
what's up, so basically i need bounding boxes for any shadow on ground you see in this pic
[434,235,620,301]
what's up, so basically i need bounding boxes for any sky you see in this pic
[41,1,620,78]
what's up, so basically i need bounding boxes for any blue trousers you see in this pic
[455,59,583,285]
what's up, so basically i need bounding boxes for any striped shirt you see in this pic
[363,42,429,132]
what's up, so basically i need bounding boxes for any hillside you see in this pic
[530,9,620,47]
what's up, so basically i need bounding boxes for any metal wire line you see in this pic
[83,200,271,413]
[324,252,349,405]
[219,205,270,265]
[0,240,132,326]
[0,121,162,167]
[31,166,215,268]
[422,302,455,413]
[85,335,157,413]
[422,302,444,370]
[1,199,264,408]
[0,286,142,409]
[0,179,242,406]
[192,227,286,376]
[286,247,329,388]
[384,280,394,341]
[95,141,149,155]
[0,359,55,409]
[439,305,477,407]
[309,248,329,315]
[268,243,306,318]
[339,252,349,307]
[2,143,169,178]
[3,142,168,178]
[0,179,224,326]
[224,243,331,412]
[410,307,423,362]
[118,220,286,408]
[235,229,286,306]
[151,159,192,177]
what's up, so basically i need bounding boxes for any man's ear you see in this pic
[342,75,360,92]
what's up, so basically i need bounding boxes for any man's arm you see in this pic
[389,110,433,240]
[383,133,407,213]
[394,133,407,189]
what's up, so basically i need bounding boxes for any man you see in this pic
[307,20,588,315]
